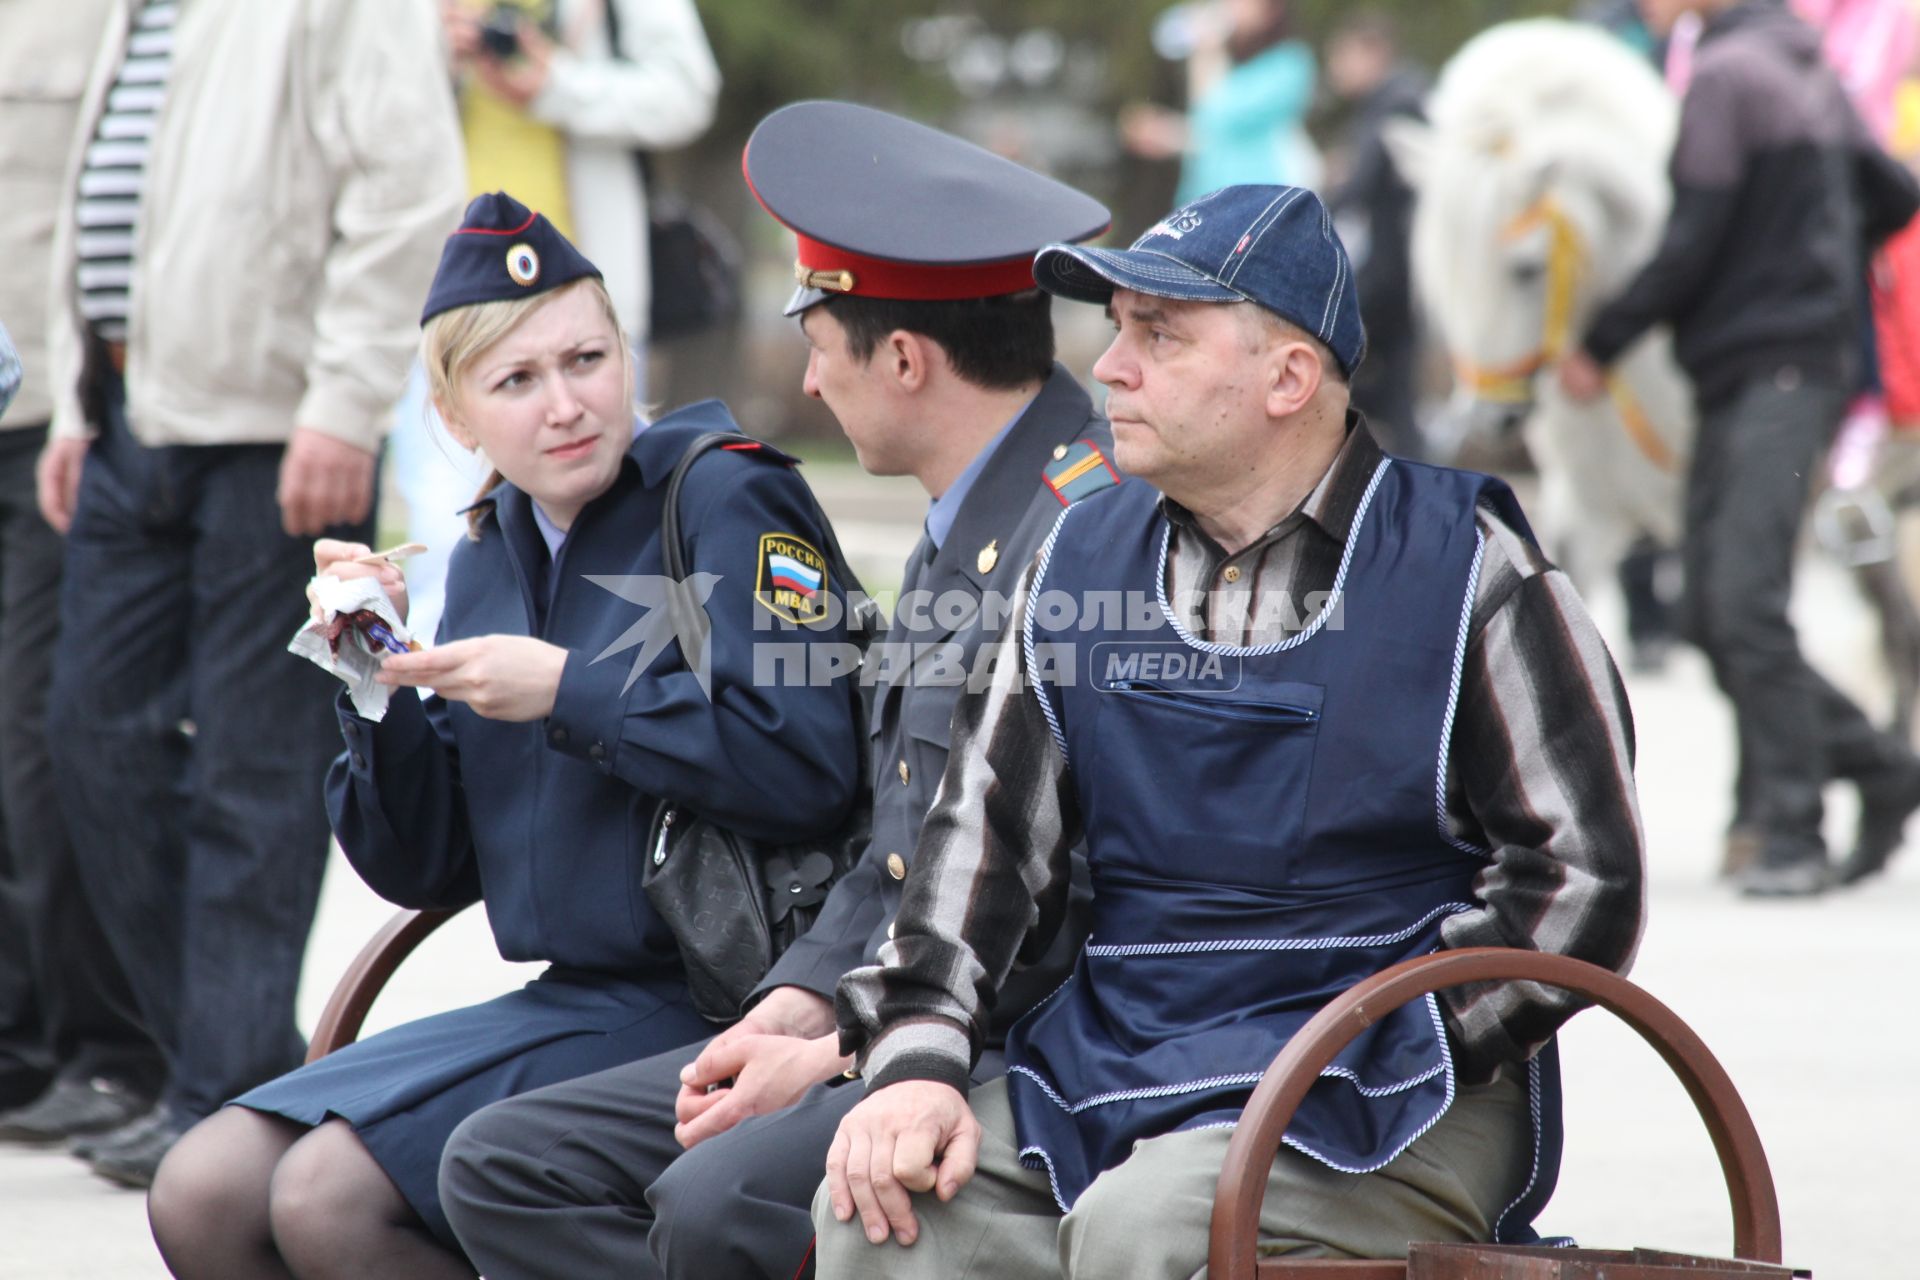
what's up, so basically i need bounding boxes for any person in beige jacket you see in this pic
[32,0,466,1188]
[0,0,166,1152]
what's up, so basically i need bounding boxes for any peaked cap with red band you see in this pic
[743,101,1111,316]
[420,191,602,326]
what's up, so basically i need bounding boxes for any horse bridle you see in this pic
[1450,194,1676,472]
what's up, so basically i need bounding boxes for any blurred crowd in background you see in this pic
[3,0,1920,1198]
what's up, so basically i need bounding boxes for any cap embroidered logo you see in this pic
[1146,210,1204,241]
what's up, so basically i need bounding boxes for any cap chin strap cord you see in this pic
[1450,195,1676,473]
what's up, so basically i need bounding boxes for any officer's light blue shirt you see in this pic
[925,397,1034,550]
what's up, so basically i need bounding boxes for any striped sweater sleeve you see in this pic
[835,557,1084,1093]
[1437,510,1647,1080]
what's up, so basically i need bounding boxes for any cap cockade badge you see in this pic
[506,243,541,287]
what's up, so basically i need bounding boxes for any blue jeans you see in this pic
[47,377,373,1120]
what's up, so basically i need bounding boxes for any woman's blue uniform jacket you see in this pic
[325,400,864,975]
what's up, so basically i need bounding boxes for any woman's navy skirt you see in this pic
[233,965,709,1247]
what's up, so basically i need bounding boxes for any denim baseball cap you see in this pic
[1032,184,1367,376]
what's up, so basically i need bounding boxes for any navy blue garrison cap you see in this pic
[743,100,1111,316]
[420,192,602,326]
[1034,185,1367,377]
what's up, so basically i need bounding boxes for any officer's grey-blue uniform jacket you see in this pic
[327,400,865,974]
[753,365,1107,1039]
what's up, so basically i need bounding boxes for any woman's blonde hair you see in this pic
[420,275,633,539]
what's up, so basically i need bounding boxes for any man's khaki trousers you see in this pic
[812,1066,1531,1280]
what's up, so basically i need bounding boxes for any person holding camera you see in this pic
[437,0,716,349]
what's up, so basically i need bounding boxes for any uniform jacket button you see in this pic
[886,853,906,880]
[589,743,607,763]
[550,726,569,745]
[898,759,910,785]
[351,752,368,772]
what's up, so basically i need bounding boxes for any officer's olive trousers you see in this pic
[812,1069,1531,1280]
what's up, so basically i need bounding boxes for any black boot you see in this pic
[1838,760,1920,884]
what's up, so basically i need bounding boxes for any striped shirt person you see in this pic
[75,0,176,344]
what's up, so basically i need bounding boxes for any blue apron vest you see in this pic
[1005,455,1563,1237]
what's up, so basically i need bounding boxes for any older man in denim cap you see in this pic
[812,185,1647,1278]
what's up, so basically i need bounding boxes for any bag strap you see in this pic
[661,432,884,645]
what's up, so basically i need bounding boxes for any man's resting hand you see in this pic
[824,1080,980,1247]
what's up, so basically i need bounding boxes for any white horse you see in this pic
[1387,18,1920,736]
[1383,19,1694,600]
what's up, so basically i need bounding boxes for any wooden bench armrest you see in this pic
[305,906,469,1063]
[1207,948,1780,1280]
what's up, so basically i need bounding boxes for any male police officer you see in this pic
[815,185,1648,1277]
[438,102,1119,1279]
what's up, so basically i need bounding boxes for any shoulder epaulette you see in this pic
[703,435,801,469]
[1043,439,1120,506]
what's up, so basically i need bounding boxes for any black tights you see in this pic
[148,1108,473,1280]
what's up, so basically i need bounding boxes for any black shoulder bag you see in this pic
[642,432,879,1022]
[601,0,742,340]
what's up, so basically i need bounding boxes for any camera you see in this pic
[479,7,521,60]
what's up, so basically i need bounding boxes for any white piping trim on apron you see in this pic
[1319,1059,1446,1097]
[1009,1006,1449,1117]
[1279,992,1460,1176]
[1021,965,1082,1020]
[1436,527,1495,858]
[1024,503,1080,764]
[1018,1143,1075,1213]
[1154,458,1391,657]
[1010,1064,1267,1116]
[1008,990,1460,1193]
[1176,996,1466,1178]
[1492,1049,1549,1242]
[1082,901,1473,958]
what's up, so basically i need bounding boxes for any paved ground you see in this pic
[3,472,1916,1278]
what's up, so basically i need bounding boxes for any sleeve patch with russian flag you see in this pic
[755,532,831,624]
[1043,439,1121,506]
